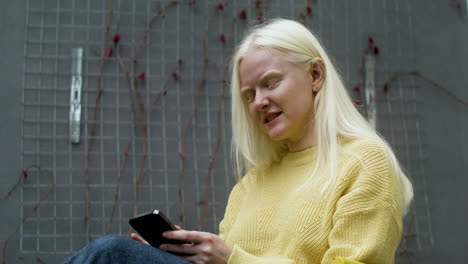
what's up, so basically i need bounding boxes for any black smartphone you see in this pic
[129,210,185,248]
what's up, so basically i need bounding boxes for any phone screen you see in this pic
[129,210,184,247]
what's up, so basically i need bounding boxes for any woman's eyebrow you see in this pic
[240,70,282,92]
[258,70,282,82]
[258,71,282,83]
[240,85,250,93]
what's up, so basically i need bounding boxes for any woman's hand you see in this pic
[129,233,150,245]
[130,225,182,246]
[160,230,232,264]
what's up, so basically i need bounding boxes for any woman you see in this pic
[64,19,413,264]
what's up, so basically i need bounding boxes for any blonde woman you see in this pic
[64,19,413,264]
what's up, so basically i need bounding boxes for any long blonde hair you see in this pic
[230,19,413,216]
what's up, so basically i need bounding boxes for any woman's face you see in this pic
[239,46,323,151]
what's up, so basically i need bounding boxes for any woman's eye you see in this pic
[244,91,255,102]
[266,79,280,89]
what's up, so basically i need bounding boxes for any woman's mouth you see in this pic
[264,112,282,124]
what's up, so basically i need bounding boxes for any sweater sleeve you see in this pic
[321,143,403,264]
[218,182,244,241]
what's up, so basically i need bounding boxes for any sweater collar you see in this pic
[280,145,318,167]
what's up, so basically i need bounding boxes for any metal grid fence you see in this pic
[19,0,432,261]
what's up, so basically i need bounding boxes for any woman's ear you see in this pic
[309,58,326,93]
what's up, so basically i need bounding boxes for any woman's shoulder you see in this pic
[336,137,403,214]
[338,137,391,176]
[232,167,261,189]
[340,137,387,154]
[341,137,388,159]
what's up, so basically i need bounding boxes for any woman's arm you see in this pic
[160,175,295,264]
[321,143,404,264]
[161,230,295,264]
[160,230,232,264]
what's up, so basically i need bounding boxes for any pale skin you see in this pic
[130,231,232,264]
[130,46,326,263]
[240,46,326,152]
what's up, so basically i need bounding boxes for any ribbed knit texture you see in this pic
[219,139,403,264]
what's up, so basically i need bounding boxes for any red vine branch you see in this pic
[103,0,180,235]
[178,2,227,227]
[396,215,416,264]
[352,37,467,116]
[295,0,316,20]
[195,14,237,230]
[105,0,138,234]
[365,71,468,116]
[1,166,54,264]
[129,0,179,227]
[83,0,114,240]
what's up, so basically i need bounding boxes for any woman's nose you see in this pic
[253,91,269,110]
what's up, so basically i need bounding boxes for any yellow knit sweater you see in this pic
[219,139,403,264]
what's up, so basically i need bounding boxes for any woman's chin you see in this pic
[267,131,286,141]
[263,124,288,141]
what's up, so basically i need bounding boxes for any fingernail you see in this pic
[162,231,168,237]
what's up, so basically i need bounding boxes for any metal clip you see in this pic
[70,47,83,144]
[364,54,376,129]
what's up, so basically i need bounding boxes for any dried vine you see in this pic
[295,0,316,20]
[396,215,417,264]
[352,36,467,117]
[83,0,114,240]
[195,14,237,230]
[100,0,180,234]
[130,0,179,223]
[366,71,468,115]
[1,166,54,264]
[177,2,227,226]
[105,0,138,234]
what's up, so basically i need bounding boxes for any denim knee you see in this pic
[90,235,131,253]
[64,235,190,264]
[63,235,133,264]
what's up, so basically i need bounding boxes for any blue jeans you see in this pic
[63,235,192,264]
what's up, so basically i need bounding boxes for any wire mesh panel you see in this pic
[18,0,433,262]
[22,0,235,259]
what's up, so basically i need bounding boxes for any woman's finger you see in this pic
[160,242,198,255]
[163,230,207,244]
[130,233,150,245]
